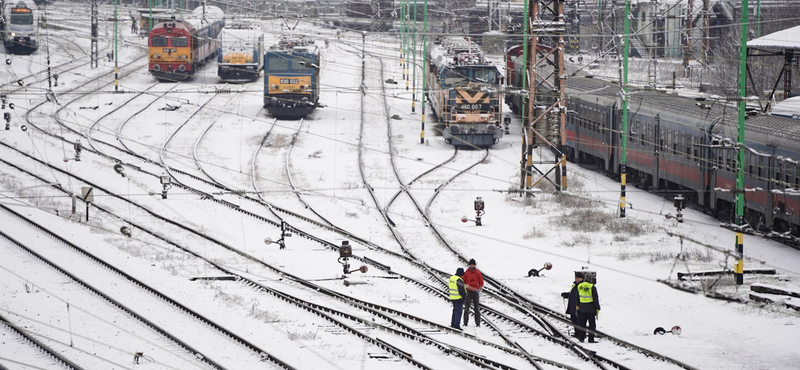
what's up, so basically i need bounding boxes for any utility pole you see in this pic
[91,0,98,68]
[519,0,529,192]
[114,0,119,91]
[734,0,749,286]
[619,0,630,218]
[519,0,566,194]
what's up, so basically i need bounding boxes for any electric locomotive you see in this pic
[148,6,225,82]
[217,21,264,82]
[1,0,39,55]
[505,46,800,240]
[263,34,320,120]
[427,36,503,148]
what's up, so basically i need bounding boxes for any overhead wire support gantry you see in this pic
[520,0,567,195]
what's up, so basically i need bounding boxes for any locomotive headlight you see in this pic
[270,84,278,90]
[10,32,15,38]
[151,54,161,60]
[177,55,188,60]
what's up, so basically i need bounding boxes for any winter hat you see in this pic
[574,271,584,278]
[468,258,476,266]
[456,268,465,276]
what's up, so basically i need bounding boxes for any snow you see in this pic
[749,24,800,50]
[1,3,799,370]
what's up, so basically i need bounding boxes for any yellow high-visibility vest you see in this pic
[449,275,463,300]
[578,281,594,303]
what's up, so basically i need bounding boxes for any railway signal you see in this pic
[654,326,682,335]
[461,197,485,226]
[73,139,82,161]
[527,262,553,277]
[265,221,292,249]
[159,172,172,199]
[4,112,10,130]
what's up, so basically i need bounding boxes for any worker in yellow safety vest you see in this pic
[575,274,601,343]
[448,268,467,330]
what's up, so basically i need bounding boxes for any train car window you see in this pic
[693,136,698,161]
[268,57,289,71]
[757,156,762,178]
[152,37,168,47]
[171,37,188,47]
[685,134,691,157]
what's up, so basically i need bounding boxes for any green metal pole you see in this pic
[400,0,406,82]
[421,0,427,144]
[620,0,630,217]
[756,0,761,38]
[412,0,417,113]
[735,0,749,286]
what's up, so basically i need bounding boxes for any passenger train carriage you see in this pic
[148,6,225,82]
[427,37,503,148]
[216,21,264,82]
[263,34,320,120]
[1,0,39,55]
[506,46,800,240]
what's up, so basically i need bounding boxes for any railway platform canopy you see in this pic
[748,25,800,110]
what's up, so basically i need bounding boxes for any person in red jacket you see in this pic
[463,258,484,327]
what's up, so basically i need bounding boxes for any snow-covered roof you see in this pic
[749,25,800,49]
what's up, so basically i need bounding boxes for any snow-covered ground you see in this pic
[1,3,799,369]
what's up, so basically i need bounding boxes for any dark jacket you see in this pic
[563,283,579,316]
[576,282,600,314]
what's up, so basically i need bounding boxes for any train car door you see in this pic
[607,102,619,174]
[652,114,661,189]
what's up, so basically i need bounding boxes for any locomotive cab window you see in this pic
[291,59,314,72]
[10,10,33,25]
[268,57,289,71]
[171,37,188,47]
[152,37,168,47]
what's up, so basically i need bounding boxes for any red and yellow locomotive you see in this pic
[148,7,225,82]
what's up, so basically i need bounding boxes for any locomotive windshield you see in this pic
[442,67,498,87]
[267,56,289,71]
[171,37,188,47]
[10,9,34,25]
[151,36,168,47]
[290,57,315,72]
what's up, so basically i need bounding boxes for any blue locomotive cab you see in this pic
[263,35,320,120]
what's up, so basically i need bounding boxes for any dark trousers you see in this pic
[576,311,597,341]
[451,299,463,329]
[568,312,580,335]
[463,291,480,326]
